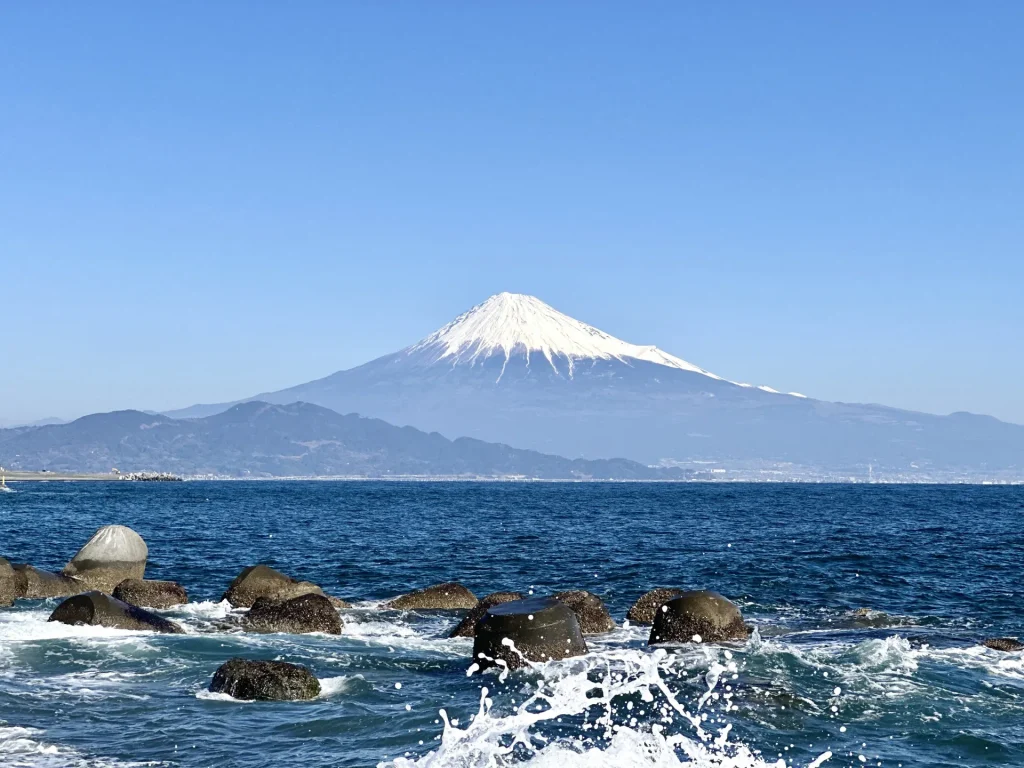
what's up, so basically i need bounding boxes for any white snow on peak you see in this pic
[409,293,722,381]
[408,292,804,397]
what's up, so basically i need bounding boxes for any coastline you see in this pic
[3,471,1021,485]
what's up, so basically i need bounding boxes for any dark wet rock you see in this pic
[209,658,320,701]
[243,593,342,635]
[221,565,326,608]
[449,591,524,638]
[648,590,749,645]
[49,591,184,634]
[0,557,16,607]
[983,637,1024,652]
[386,582,477,610]
[62,525,148,592]
[112,579,188,609]
[844,607,896,629]
[472,596,587,671]
[14,564,81,599]
[553,590,616,634]
[327,595,352,610]
[626,588,685,625]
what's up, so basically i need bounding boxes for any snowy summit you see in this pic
[409,292,722,380]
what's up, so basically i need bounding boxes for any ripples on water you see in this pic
[0,482,1022,767]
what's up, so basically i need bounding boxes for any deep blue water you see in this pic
[1,481,1023,768]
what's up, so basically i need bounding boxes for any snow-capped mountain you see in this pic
[168,293,1024,472]
[410,292,726,382]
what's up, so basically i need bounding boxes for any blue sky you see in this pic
[2,3,1022,425]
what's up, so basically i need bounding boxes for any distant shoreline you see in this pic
[2,471,1022,485]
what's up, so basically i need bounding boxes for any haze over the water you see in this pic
[1,4,1022,425]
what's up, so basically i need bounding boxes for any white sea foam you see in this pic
[194,689,255,704]
[0,608,161,648]
[383,646,830,768]
[919,644,1024,681]
[343,617,470,656]
[162,599,237,622]
[0,724,167,767]
[319,675,357,697]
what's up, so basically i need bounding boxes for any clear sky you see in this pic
[2,3,1022,425]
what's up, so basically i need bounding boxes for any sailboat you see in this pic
[0,471,13,493]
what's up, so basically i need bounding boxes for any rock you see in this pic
[450,591,525,638]
[553,590,616,634]
[243,593,342,635]
[472,596,587,671]
[983,637,1024,652]
[112,579,188,609]
[648,590,749,645]
[221,565,326,608]
[49,591,184,633]
[14,564,81,599]
[626,588,684,625]
[62,525,148,592]
[209,658,321,701]
[386,582,478,610]
[0,557,16,607]
[327,595,352,609]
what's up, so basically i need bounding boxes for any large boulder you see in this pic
[553,590,616,634]
[648,590,749,645]
[14,564,81,599]
[450,591,524,638]
[243,593,342,635]
[626,588,685,625]
[62,525,148,592]
[0,557,16,607]
[473,596,587,671]
[209,658,321,701]
[49,591,184,634]
[983,637,1024,652]
[386,582,478,610]
[112,579,188,609]
[221,565,325,608]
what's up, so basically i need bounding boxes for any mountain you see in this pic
[167,293,1024,475]
[0,401,685,479]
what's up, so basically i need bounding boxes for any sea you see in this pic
[1,481,1022,768]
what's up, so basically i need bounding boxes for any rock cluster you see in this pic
[62,525,149,592]
[243,593,343,635]
[49,591,184,634]
[0,557,16,607]
[386,582,478,610]
[14,564,81,598]
[472,596,587,670]
[209,658,320,701]
[649,590,749,645]
[626,588,684,625]
[120,472,182,481]
[983,637,1024,652]
[221,564,330,608]
[112,579,188,609]
[553,590,615,634]
[450,591,524,638]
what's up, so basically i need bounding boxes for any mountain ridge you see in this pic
[162,293,1024,474]
[0,400,686,479]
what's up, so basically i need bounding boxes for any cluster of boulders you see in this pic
[4,529,1022,702]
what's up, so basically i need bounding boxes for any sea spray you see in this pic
[385,647,831,768]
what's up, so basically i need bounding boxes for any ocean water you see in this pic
[1,481,1023,768]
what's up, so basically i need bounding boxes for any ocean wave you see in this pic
[0,724,168,767]
[384,646,831,768]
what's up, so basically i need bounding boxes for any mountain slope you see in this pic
[166,293,1024,473]
[0,401,684,479]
